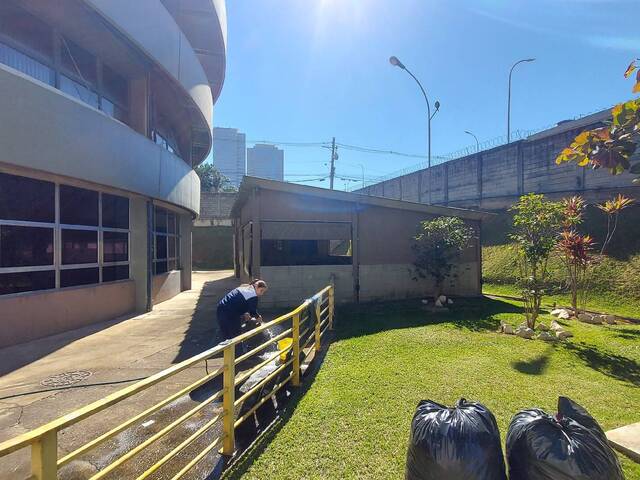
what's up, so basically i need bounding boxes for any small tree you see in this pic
[556,59,640,182]
[596,194,635,255]
[510,194,563,329]
[412,217,473,301]
[194,163,234,192]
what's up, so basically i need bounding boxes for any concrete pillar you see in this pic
[180,213,193,291]
[129,75,149,137]
[130,196,149,312]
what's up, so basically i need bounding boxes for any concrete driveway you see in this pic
[0,271,240,479]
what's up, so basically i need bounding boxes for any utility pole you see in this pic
[329,137,337,190]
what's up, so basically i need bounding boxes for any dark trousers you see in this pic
[217,309,242,341]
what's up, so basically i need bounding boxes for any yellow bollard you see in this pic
[31,430,57,480]
[292,312,301,386]
[221,345,235,456]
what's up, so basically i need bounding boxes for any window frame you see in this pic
[152,206,181,276]
[0,173,131,296]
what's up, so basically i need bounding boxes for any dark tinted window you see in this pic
[0,225,53,267]
[0,172,54,222]
[104,231,128,263]
[261,239,352,266]
[168,236,176,259]
[60,185,98,226]
[0,270,54,295]
[61,229,97,264]
[155,207,167,233]
[154,261,168,275]
[103,265,129,282]
[60,267,98,288]
[167,212,176,234]
[0,3,53,58]
[103,64,128,107]
[156,235,167,260]
[102,193,129,229]
[61,37,96,85]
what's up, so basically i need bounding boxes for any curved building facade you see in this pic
[0,0,226,346]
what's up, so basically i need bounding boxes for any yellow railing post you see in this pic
[315,298,322,351]
[221,346,235,456]
[329,286,335,331]
[292,312,301,386]
[31,430,57,480]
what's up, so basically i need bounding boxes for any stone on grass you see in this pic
[556,330,573,340]
[604,315,617,325]
[516,327,535,339]
[537,322,549,331]
[437,295,447,305]
[578,313,603,325]
[421,299,429,305]
[447,298,453,305]
[550,308,566,317]
[550,320,563,331]
[557,310,572,320]
[435,299,443,307]
[537,331,556,342]
[499,322,514,334]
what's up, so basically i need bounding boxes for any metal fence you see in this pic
[0,285,335,479]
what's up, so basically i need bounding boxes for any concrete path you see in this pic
[0,271,239,480]
[607,422,640,464]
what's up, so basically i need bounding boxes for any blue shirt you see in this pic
[217,286,259,320]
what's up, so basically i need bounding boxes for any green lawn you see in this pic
[224,297,640,480]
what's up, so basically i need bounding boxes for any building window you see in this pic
[261,239,353,266]
[153,206,180,275]
[152,129,180,157]
[0,172,130,296]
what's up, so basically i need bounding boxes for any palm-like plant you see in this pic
[597,194,635,254]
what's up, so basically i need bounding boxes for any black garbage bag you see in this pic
[506,396,624,480]
[405,398,507,480]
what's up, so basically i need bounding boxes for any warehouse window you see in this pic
[0,172,130,295]
[261,239,352,266]
[153,206,181,275]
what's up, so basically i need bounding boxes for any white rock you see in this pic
[604,315,617,325]
[538,331,556,341]
[437,295,447,305]
[447,298,453,305]
[435,299,443,307]
[516,327,535,339]
[502,324,514,335]
[550,320,563,331]
[550,308,564,316]
[537,322,549,331]
[556,330,573,340]
[557,310,571,320]
[421,299,429,305]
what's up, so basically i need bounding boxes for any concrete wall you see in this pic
[0,280,135,348]
[195,192,237,227]
[359,127,639,210]
[0,65,201,215]
[259,265,352,308]
[152,270,183,305]
[193,226,234,270]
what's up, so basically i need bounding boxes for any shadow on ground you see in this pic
[335,296,522,341]
[511,347,553,375]
[560,341,640,387]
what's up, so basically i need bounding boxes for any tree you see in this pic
[194,163,235,192]
[556,59,640,182]
[412,217,473,301]
[510,193,563,329]
[596,193,635,255]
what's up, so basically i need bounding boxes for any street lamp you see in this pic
[390,55,439,204]
[507,58,535,143]
[464,130,480,153]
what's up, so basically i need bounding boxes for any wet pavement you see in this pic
[0,271,246,480]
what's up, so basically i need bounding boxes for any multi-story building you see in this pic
[212,127,246,187]
[247,143,284,181]
[0,0,227,347]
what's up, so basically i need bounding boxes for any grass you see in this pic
[224,298,640,479]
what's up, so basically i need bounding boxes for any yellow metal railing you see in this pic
[0,285,335,480]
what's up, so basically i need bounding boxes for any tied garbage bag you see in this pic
[506,396,623,480]
[405,398,507,480]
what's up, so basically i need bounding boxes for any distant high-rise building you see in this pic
[247,144,284,181]
[212,128,246,187]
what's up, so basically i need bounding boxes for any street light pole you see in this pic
[390,56,439,204]
[464,130,480,153]
[507,58,535,143]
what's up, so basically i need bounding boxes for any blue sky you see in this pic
[210,0,639,189]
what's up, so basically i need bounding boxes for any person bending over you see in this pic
[216,279,268,341]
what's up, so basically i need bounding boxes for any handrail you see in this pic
[0,283,335,480]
